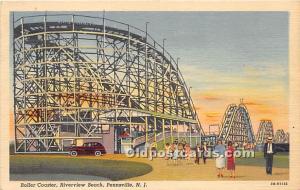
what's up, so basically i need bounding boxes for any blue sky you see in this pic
[11,11,289,132]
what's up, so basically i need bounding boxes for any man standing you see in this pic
[195,143,201,164]
[264,136,276,175]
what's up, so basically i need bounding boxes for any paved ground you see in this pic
[11,154,289,181]
[128,158,289,180]
[70,154,289,181]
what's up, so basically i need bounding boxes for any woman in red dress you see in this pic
[226,141,236,178]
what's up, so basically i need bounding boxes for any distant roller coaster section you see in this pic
[13,14,204,153]
[256,120,274,144]
[218,103,255,146]
[274,129,289,144]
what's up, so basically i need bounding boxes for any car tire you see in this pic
[70,151,78,157]
[95,151,102,156]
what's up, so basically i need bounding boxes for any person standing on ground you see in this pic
[195,143,201,165]
[226,141,236,178]
[173,142,179,165]
[169,142,175,165]
[151,140,157,151]
[202,142,208,164]
[150,140,157,160]
[178,141,184,159]
[264,136,276,175]
[184,143,191,162]
[182,140,187,158]
[214,139,226,178]
[165,143,171,160]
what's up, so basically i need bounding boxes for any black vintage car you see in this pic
[69,142,106,156]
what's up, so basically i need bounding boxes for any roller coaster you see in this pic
[13,14,204,153]
[256,120,274,144]
[12,13,289,153]
[274,129,289,143]
[218,103,255,146]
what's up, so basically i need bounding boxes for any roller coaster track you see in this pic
[219,103,255,145]
[274,129,289,143]
[13,14,204,152]
[256,120,274,144]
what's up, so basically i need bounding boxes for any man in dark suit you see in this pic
[195,143,201,164]
[264,136,276,175]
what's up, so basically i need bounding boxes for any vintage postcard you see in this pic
[0,1,300,190]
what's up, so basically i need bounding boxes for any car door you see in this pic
[95,142,103,152]
[82,143,91,155]
[90,142,97,154]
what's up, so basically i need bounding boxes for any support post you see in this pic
[145,22,149,110]
[189,124,192,145]
[145,116,148,143]
[177,121,179,141]
[200,127,202,147]
[12,12,17,153]
[162,119,165,145]
[184,122,187,142]
[103,10,106,49]
[162,39,166,114]
[129,97,132,138]
[44,14,49,151]
[21,17,26,152]
[176,58,180,116]
[170,120,173,143]
[154,117,157,142]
